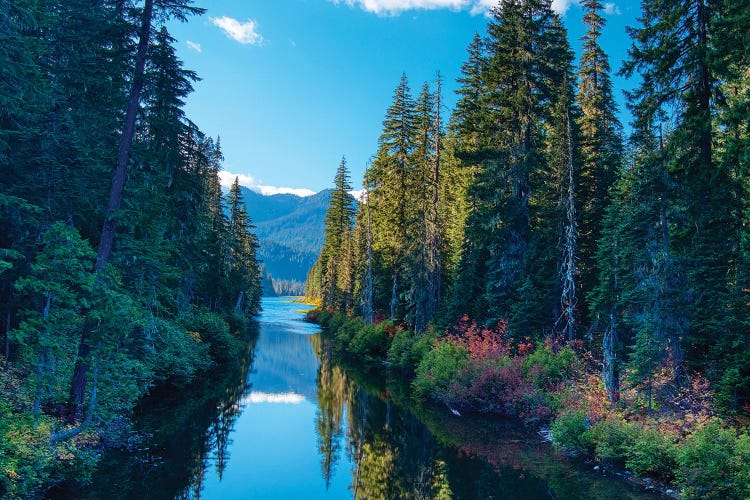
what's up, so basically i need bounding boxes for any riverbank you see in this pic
[307,308,750,499]
[0,311,258,498]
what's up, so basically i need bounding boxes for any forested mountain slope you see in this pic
[238,187,355,295]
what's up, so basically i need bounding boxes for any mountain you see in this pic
[237,187,332,296]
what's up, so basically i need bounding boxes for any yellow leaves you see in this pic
[187,330,202,343]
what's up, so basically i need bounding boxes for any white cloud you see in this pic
[331,0,576,15]
[186,40,202,52]
[219,170,316,197]
[551,0,578,14]
[244,391,305,404]
[210,16,264,45]
[332,0,465,15]
[603,2,621,15]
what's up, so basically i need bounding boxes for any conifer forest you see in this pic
[2,0,750,498]
[307,0,750,497]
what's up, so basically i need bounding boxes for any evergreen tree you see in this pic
[71,0,204,414]
[450,0,577,339]
[225,177,262,315]
[319,158,355,310]
[575,0,625,400]
[621,0,739,380]
[12,223,95,421]
[577,0,623,323]
[365,74,416,321]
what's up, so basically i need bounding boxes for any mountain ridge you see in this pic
[234,186,331,296]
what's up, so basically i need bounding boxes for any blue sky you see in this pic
[168,0,640,196]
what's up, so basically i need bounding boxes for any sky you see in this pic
[167,0,641,196]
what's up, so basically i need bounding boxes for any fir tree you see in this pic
[320,157,355,310]
[365,74,417,321]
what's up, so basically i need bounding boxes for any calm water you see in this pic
[79,297,657,499]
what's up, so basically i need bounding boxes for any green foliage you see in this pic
[387,329,436,370]
[523,345,576,390]
[184,309,240,364]
[349,323,391,360]
[412,340,469,400]
[587,417,637,465]
[0,370,97,498]
[677,421,750,499]
[551,410,594,455]
[0,0,258,493]
[624,426,677,480]
[148,317,210,386]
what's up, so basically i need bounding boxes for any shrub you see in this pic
[387,329,414,369]
[443,357,536,416]
[335,316,365,348]
[624,425,677,480]
[677,420,750,499]
[588,417,637,465]
[551,410,594,455]
[413,340,469,401]
[349,322,390,359]
[185,310,238,363]
[150,317,210,385]
[325,311,348,334]
[446,315,510,361]
[524,345,576,390]
[387,329,436,370]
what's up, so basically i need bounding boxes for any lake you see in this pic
[78,297,658,499]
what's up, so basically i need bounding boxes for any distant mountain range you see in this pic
[237,187,332,296]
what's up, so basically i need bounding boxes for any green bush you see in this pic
[335,316,365,348]
[413,340,469,400]
[677,420,750,499]
[588,417,637,465]
[387,329,414,369]
[185,310,238,363]
[524,345,576,390]
[387,330,436,370]
[349,322,390,359]
[624,426,677,480]
[551,410,594,455]
[317,310,342,332]
[150,317,210,385]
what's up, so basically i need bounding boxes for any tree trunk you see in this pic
[52,362,99,443]
[69,337,90,414]
[95,0,154,272]
[362,190,374,325]
[234,290,244,312]
[34,294,54,423]
[561,110,577,341]
[71,0,154,410]
[4,310,10,360]
[390,272,398,322]
[602,313,619,403]
[426,73,443,325]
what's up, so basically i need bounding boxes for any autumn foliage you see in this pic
[413,315,577,422]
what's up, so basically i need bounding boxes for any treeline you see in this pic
[0,0,260,495]
[308,0,749,416]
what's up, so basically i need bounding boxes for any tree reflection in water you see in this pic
[77,301,659,500]
[73,322,258,500]
[312,335,657,500]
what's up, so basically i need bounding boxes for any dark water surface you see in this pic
[80,297,656,499]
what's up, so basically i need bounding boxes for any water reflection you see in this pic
[312,337,658,500]
[70,319,258,500]
[78,298,658,500]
